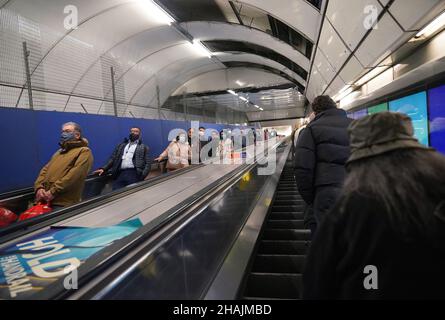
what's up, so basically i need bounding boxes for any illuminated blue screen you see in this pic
[428,84,445,154]
[389,91,429,146]
[354,109,368,119]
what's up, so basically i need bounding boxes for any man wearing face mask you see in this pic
[94,127,150,190]
[34,122,94,209]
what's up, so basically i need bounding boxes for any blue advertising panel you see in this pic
[428,84,445,154]
[0,219,142,299]
[389,91,429,146]
[353,109,368,119]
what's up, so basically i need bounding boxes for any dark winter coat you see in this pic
[102,139,150,179]
[303,192,445,299]
[294,108,352,205]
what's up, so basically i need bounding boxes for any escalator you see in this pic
[241,156,311,300]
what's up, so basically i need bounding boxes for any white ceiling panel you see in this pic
[117,43,208,100]
[308,67,328,97]
[216,53,306,86]
[327,0,383,51]
[34,2,167,94]
[4,0,132,35]
[313,49,337,85]
[339,55,364,84]
[325,75,346,97]
[182,21,310,71]
[133,60,220,106]
[235,0,321,41]
[318,18,351,73]
[172,68,290,97]
[355,13,404,67]
[389,0,444,31]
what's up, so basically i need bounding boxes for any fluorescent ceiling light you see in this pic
[191,39,213,58]
[227,90,237,96]
[239,96,248,102]
[416,11,445,38]
[333,86,354,102]
[355,66,389,87]
[139,0,175,25]
[236,80,246,87]
[259,108,264,111]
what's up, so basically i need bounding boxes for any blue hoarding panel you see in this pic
[428,84,445,154]
[389,91,429,146]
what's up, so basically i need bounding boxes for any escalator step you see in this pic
[271,206,305,213]
[275,195,301,200]
[259,240,309,255]
[273,200,304,206]
[269,212,304,220]
[263,229,311,241]
[252,255,306,273]
[267,220,305,229]
[244,273,302,299]
[275,191,299,195]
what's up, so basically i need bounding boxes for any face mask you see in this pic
[60,132,75,143]
[129,133,140,142]
[179,136,186,143]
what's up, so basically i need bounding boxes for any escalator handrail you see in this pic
[0,164,201,244]
[35,139,286,300]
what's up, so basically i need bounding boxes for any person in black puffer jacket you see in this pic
[94,127,151,190]
[294,95,352,236]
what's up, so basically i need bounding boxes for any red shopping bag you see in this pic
[18,202,52,222]
[0,207,18,227]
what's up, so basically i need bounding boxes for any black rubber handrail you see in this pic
[0,164,200,244]
[36,140,286,300]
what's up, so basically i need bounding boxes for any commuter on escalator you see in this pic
[155,133,190,172]
[208,130,220,161]
[294,95,352,236]
[34,122,94,209]
[199,126,211,163]
[303,112,445,299]
[218,130,234,163]
[94,127,151,190]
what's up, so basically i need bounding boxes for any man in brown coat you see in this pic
[34,122,94,209]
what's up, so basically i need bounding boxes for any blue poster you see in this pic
[389,92,429,146]
[428,85,445,154]
[0,219,142,299]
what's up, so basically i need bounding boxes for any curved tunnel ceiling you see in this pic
[0,0,323,115]
[158,0,315,58]
[172,67,293,97]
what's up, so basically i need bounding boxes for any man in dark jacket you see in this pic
[94,127,150,190]
[294,95,352,235]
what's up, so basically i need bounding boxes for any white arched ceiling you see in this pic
[0,0,324,120]
[182,21,310,71]
[235,0,322,41]
[171,68,292,95]
[215,53,307,86]
[171,52,307,96]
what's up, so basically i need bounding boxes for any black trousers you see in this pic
[312,185,342,235]
[113,169,140,190]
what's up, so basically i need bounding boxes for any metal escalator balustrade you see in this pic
[242,158,311,300]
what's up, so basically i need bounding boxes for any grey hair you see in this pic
[62,122,82,136]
